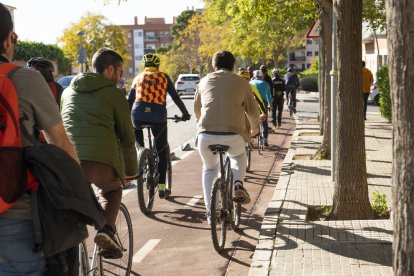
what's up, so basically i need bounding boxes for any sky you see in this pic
[5,0,204,44]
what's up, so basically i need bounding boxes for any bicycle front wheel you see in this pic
[137,148,155,215]
[98,203,133,276]
[210,178,227,252]
[78,240,89,276]
[165,145,172,198]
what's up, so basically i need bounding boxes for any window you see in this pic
[180,76,200,81]
[306,39,312,44]
[307,51,313,56]
[127,33,131,39]
[315,51,319,56]
[307,64,311,68]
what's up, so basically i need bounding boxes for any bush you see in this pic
[377,65,391,122]
[300,76,318,92]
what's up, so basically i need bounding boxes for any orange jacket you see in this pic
[362,67,374,93]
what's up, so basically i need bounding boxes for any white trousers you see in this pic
[197,133,247,212]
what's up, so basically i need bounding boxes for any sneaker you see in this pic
[158,183,166,199]
[264,138,269,147]
[233,181,251,205]
[272,125,277,132]
[94,225,122,259]
[293,107,297,114]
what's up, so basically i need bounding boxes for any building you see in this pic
[287,39,319,71]
[120,16,174,80]
[362,24,387,79]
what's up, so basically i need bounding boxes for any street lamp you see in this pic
[77,30,87,73]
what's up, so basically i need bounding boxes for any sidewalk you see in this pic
[249,105,393,275]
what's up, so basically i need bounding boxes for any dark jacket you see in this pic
[263,74,274,97]
[272,75,286,98]
[284,72,300,87]
[24,141,106,257]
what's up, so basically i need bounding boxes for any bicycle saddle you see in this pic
[208,144,229,152]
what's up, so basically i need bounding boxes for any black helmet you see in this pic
[142,53,161,67]
[287,66,294,73]
[27,57,54,72]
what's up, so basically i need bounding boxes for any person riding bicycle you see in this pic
[284,66,300,113]
[128,53,191,199]
[238,68,267,116]
[194,51,260,224]
[250,70,272,147]
[271,69,286,128]
[61,48,138,258]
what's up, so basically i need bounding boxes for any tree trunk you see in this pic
[316,0,333,159]
[386,0,414,274]
[331,0,373,219]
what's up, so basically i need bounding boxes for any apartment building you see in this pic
[287,39,319,71]
[120,16,174,80]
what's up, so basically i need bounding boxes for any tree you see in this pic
[58,12,127,71]
[314,0,333,159]
[330,0,373,220]
[171,10,197,39]
[386,0,414,274]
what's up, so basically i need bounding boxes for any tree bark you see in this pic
[386,0,414,274]
[331,0,373,219]
[316,0,333,159]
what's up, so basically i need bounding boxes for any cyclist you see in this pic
[61,48,138,258]
[271,69,286,129]
[128,53,191,198]
[194,51,260,224]
[250,70,272,147]
[284,66,300,113]
[238,68,267,116]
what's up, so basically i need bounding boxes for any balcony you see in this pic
[289,56,306,61]
[144,36,160,42]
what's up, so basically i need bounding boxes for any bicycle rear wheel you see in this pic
[225,158,241,230]
[98,203,133,276]
[137,148,155,215]
[165,145,172,198]
[210,178,227,252]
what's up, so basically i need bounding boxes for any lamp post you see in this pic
[77,30,87,73]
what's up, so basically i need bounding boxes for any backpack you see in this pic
[0,63,38,213]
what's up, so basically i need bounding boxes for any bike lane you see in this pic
[116,110,296,275]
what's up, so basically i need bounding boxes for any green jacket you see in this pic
[61,73,137,181]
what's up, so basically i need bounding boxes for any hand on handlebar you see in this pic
[182,114,191,121]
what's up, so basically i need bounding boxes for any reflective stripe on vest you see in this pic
[134,68,167,105]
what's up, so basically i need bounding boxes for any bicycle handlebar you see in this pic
[166,115,188,122]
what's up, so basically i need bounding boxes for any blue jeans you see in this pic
[0,217,45,275]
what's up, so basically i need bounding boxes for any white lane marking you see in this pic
[133,239,161,263]
[185,195,202,208]
[170,138,195,167]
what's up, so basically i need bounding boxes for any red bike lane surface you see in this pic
[97,112,296,275]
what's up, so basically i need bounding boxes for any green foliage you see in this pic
[58,13,127,71]
[300,59,318,78]
[14,41,71,74]
[300,77,318,92]
[171,10,197,39]
[377,65,391,122]
[363,0,386,32]
[371,192,389,214]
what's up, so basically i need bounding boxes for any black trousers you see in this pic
[133,121,168,184]
[272,93,284,125]
[286,86,297,107]
[362,93,369,119]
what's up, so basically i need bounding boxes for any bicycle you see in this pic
[209,144,241,253]
[136,115,183,215]
[257,123,264,154]
[79,202,134,276]
[287,91,296,117]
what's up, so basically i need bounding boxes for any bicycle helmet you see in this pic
[287,66,294,73]
[238,69,250,80]
[142,53,161,67]
[27,57,55,72]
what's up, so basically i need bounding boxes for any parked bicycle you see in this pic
[79,202,133,276]
[209,144,242,253]
[136,115,184,215]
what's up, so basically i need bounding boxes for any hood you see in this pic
[70,72,115,93]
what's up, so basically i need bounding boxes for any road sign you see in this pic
[306,19,320,38]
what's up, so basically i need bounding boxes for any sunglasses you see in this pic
[11,32,18,45]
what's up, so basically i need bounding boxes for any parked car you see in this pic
[174,74,200,96]
[369,83,380,106]
[57,75,76,89]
